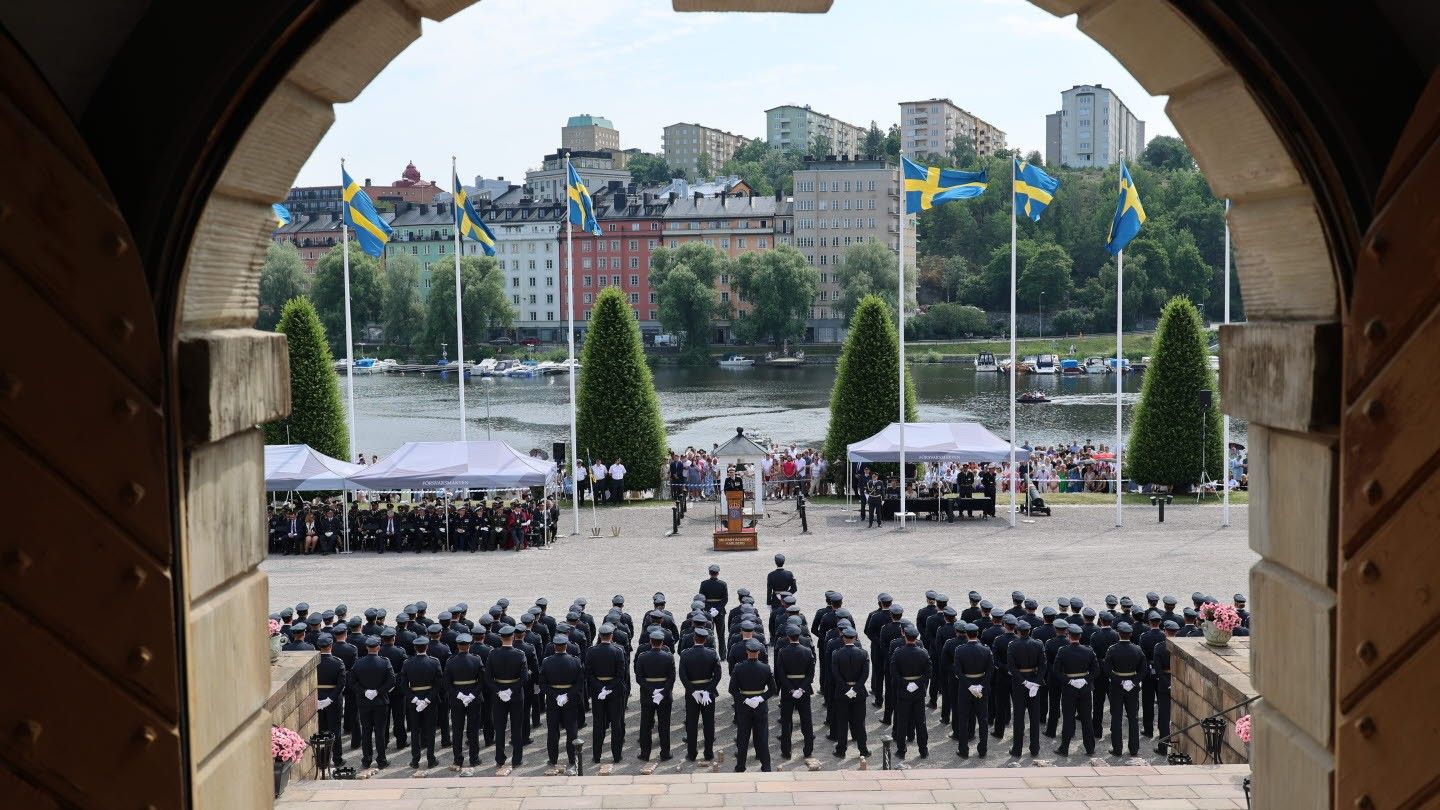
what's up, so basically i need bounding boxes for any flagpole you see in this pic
[565,152,581,535]
[897,151,907,531]
[341,158,358,554]
[1115,248,1124,528]
[1008,155,1018,528]
[1221,198,1231,527]
[452,157,468,443]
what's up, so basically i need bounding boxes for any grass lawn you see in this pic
[907,332,1159,361]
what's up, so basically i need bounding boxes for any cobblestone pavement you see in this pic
[263,502,1253,779]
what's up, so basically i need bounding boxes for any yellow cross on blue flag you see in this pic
[453,171,497,256]
[902,156,987,213]
[272,203,292,228]
[567,162,602,236]
[1105,162,1146,254]
[1013,159,1060,222]
[342,169,393,257]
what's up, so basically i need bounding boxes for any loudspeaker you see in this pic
[1198,389,1213,409]
[553,442,566,463]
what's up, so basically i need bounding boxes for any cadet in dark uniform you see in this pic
[1053,624,1099,757]
[990,615,1018,738]
[829,627,871,758]
[330,623,362,752]
[486,625,530,773]
[1102,621,1145,756]
[952,623,992,758]
[584,623,629,769]
[890,625,930,762]
[1138,611,1165,737]
[282,623,314,652]
[699,565,730,658]
[1154,621,1177,752]
[679,627,722,762]
[877,603,905,723]
[315,634,347,767]
[775,625,817,760]
[539,633,585,774]
[378,627,408,748]
[1042,619,1069,737]
[351,635,396,769]
[731,638,777,772]
[960,592,984,624]
[864,593,893,707]
[634,628,676,761]
[1007,621,1046,758]
[444,633,485,768]
[401,635,443,770]
[1089,611,1120,733]
[931,607,960,725]
[766,554,796,608]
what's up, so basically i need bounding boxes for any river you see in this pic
[328,364,1245,459]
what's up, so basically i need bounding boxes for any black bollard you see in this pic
[796,491,809,534]
[1150,493,1174,523]
[671,504,681,535]
[576,739,585,776]
[880,734,893,770]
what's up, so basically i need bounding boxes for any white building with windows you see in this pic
[483,203,566,341]
[898,98,1006,157]
[1045,84,1146,168]
[765,104,868,156]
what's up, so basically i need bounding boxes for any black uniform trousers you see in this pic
[438,699,451,746]
[831,685,868,755]
[491,690,526,766]
[1044,674,1063,735]
[530,684,543,730]
[954,677,989,756]
[1142,672,1158,736]
[450,697,484,765]
[869,649,886,706]
[406,700,439,766]
[1108,679,1140,755]
[892,691,927,758]
[734,699,772,771]
[546,696,580,766]
[778,690,814,758]
[637,693,672,759]
[345,693,360,750]
[1058,682,1096,754]
[1092,673,1109,733]
[1009,676,1043,756]
[390,686,409,747]
[990,670,1011,737]
[1156,674,1172,749]
[591,687,626,763]
[319,697,344,765]
[358,704,389,766]
[684,692,716,760]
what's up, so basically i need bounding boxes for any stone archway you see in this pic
[174,2,1345,806]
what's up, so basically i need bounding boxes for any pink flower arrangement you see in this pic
[1235,713,1253,744]
[271,725,307,763]
[268,618,282,637]
[1200,602,1242,633]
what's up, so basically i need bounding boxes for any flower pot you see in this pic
[1202,620,1233,647]
[269,633,283,663]
[273,760,293,798]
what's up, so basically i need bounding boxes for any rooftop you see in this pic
[566,113,614,129]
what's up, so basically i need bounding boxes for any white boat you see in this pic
[975,351,999,372]
[332,359,350,373]
[1034,354,1058,374]
[718,354,754,367]
[503,362,539,378]
[1020,355,1039,374]
[764,350,805,367]
[1083,357,1108,374]
[536,360,565,375]
[1208,355,1221,371]
[476,357,499,376]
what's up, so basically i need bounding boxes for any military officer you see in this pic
[1089,611,1120,733]
[766,554,797,607]
[282,623,314,652]
[1053,624,1100,757]
[931,607,960,725]
[863,593,893,707]
[1007,620,1046,758]
[829,627,871,758]
[584,623,629,771]
[890,625,930,763]
[775,625,817,760]
[314,634,348,767]
[1160,595,1182,628]
[330,623,362,751]
[539,633,585,775]
[378,627,409,749]
[877,602,905,723]
[486,625,530,774]
[444,633,485,769]
[960,591,985,624]
[635,628,676,762]
[400,635,443,770]
[1178,608,1201,637]
[1233,594,1250,630]
[1103,621,1145,756]
[952,623,992,758]
[1138,611,1166,737]
[679,627,722,762]
[1042,619,1069,737]
[727,620,768,672]
[991,614,1018,739]
[1154,621,1178,753]
[699,565,730,657]
[351,635,396,770]
[731,638,777,772]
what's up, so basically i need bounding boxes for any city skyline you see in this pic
[293,0,1179,188]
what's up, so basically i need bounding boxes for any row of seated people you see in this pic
[266,497,561,555]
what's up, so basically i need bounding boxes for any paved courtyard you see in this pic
[263,503,1254,780]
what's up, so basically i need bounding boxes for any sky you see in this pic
[293,0,1177,188]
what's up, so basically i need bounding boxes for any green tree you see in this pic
[835,241,905,324]
[649,242,726,359]
[421,256,514,357]
[1126,296,1223,489]
[258,241,309,331]
[731,245,819,346]
[883,124,901,158]
[948,135,979,167]
[941,256,970,302]
[576,287,668,491]
[695,152,713,180]
[1017,242,1075,311]
[1050,308,1094,335]
[380,253,424,351]
[264,297,348,460]
[628,152,673,186]
[863,123,885,157]
[810,133,832,156]
[1142,135,1195,171]
[910,302,987,339]
[1167,232,1213,310]
[822,295,918,465]
[310,244,383,356]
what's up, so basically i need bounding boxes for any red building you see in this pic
[362,161,444,209]
[557,185,668,339]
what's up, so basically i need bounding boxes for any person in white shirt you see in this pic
[608,458,627,504]
[574,461,587,504]
[590,460,608,504]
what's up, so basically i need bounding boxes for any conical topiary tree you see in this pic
[264,297,349,461]
[1127,296,1222,489]
[823,294,918,466]
[576,287,668,492]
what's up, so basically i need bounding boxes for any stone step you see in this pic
[278,763,1251,808]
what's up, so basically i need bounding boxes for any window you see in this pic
[843,181,852,192]
[547,311,554,321]
[628,240,638,251]
[647,239,657,249]
[528,294,537,304]
[528,260,536,270]
[757,237,767,248]
[649,292,658,303]
[584,293,593,304]
[583,275,592,287]
[546,294,554,304]
[819,255,827,265]
[736,237,746,249]
[629,293,639,304]
[584,309,590,320]
[582,258,592,270]
[438,244,446,254]
[598,240,606,253]
[629,273,639,286]
[720,237,729,249]
[612,275,621,286]
[545,259,554,270]
[832,255,839,265]
[867,180,876,191]
[868,199,875,210]
[528,277,537,286]
[511,277,519,287]
[582,242,591,252]
[650,222,660,231]
[610,240,620,251]
[512,294,521,304]
[721,291,730,302]
[630,224,640,232]
[598,276,607,287]
[609,258,620,270]
[530,312,538,321]
[649,309,658,320]
[819,181,828,192]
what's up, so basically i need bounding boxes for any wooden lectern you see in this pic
[713,488,758,551]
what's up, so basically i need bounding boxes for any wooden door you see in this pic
[0,32,185,808]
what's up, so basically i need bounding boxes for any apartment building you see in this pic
[765,104,868,156]
[660,191,781,342]
[1045,84,1146,167]
[561,114,620,152]
[662,122,748,179]
[525,149,631,203]
[557,187,668,338]
[484,203,565,341]
[898,98,1007,158]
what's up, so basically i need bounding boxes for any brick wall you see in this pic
[1170,637,1257,764]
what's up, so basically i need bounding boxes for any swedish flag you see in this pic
[453,171,497,256]
[902,156,987,213]
[272,203,292,228]
[1106,162,1147,254]
[566,162,602,236]
[341,169,393,257]
[1013,159,1060,222]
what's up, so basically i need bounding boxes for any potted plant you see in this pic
[272,725,307,797]
[268,618,283,663]
[1199,601,1242,646]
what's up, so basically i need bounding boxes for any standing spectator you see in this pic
[590,458,608,505]
[608,458,627,504]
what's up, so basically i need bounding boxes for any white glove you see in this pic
[844,688,857,699]
[651,688,664,705]
[1068,678,1087,689]
[744,695,763,708]
[317,697,333,710]
[968,684,984,699]
[1122,679,1135,692]
[498,689,513,703]
[411,696,422,708]
[791,688,805,699]
[364,689,378,700]
[1024,681,1040,698]
[533,684,541,695]
[699,691,713,706]
[418,698,430,711]
[458,692,475,707]
[906,682,918,693]
[596,687,612,701]
[709,608,719,617]
[691,689,707,704]
[555,693,568,707]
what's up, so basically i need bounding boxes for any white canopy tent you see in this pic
[846,422,1012,464]
[713,427,769,516]
[346,440,552,491]
[264,444,363,491]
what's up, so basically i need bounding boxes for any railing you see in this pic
[1161,694,1259,765]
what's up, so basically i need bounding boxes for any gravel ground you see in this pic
[263,502,1253,778]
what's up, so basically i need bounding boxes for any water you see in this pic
[343,365,1246,458]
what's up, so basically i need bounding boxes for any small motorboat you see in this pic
[975,351,999,372]
[1060,358,1082,375]
[1208,354,1220,371]
[764,350,805,367]
[1106,357,1132,373]
[1034,354,1058,374]
[1083,357,1108,374]
[476,357,499,376]
[1020,355,1038,374]
[718,354,754,367]
[1018,391,1051,404]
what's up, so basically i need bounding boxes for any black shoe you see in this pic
[918,747,928,759]
[428,758,439,768]
[1010,748,1022,757]
[659,754,672,762]
[362,760,373,769]
[1111,748,1122,757]
[1053,747,1069,757]
[873,700,883,708]
[410,761,421,769]
[733,765,745,772]
[858,748,871,758]
[833,748,845,757]
[781,750,792,760]
[377,759,388,768]
[957,749,968,758]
